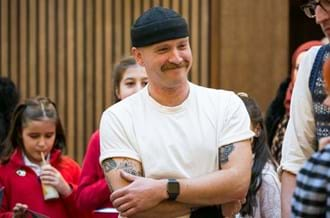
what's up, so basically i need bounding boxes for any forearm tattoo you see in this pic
[219,143,235,168]
[102,158,143,176]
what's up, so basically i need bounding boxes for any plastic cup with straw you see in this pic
[40,152,59,200]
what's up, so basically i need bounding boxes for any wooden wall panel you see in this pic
[66,0,75,157]
[85,0,94,162]
[76,0,84,161]
[200,1,209,86]
[104,0,113,108]
[1,0,8,78]
[48,0,56,101]
[0,0,288,163]
[213,0,289,110]
[10,0,18,84]
[190,0,199,83]
[210,0,220,88]
[38,0,46,96]
[57,0,66,138]
[28,0,37,97]
[95,0,104,133]
[113,1,122,63]
[19,0,28,101]
[123,0,132,54]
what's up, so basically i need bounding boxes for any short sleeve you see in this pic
[99,109,141,164]
[218,93,254,147]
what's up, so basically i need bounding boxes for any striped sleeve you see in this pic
[291,146,330,218]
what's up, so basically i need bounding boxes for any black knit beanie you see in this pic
[131,6,189,47]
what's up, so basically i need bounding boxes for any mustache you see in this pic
[161,61,189,71]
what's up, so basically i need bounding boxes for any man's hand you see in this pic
[110,170,167,217]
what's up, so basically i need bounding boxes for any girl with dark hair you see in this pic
[237,93,280,218]
[0,96,85,218]
[76,56,147,217]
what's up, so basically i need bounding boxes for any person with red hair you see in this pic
[265,40,323,165]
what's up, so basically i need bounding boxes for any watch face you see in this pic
[168,181,179,192]
[167,179,180,200]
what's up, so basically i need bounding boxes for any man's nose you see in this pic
[168,49,183,64]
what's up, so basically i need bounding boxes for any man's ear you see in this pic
[132,47,144,66]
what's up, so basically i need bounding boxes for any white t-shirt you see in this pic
[280,46,321,175]
[100,82,253,179]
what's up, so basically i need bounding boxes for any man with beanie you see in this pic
[100,6,253,218]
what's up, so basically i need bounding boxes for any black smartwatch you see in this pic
[167,178,180,200]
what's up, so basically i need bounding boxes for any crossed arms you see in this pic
[102,139,252,218]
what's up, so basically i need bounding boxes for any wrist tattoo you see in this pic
[219,143,234,167]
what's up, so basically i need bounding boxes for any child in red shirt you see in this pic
[0,96,87,218]
[76,57,147,218]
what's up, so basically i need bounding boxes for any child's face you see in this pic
[116,66,148,100]
[22,119,56,164]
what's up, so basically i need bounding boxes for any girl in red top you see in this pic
[76,57,147,218]
[0,96,86,218]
